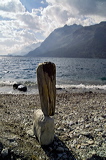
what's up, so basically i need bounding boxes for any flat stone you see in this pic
[95,128,103,132]
[81,143,89,147]
[86,140,94,145]
[85,124,90,128]
[80,131,91,136]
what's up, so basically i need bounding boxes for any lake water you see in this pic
[0,56,106,94]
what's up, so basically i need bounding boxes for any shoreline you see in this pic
[0,91,106,159]
[0,83,106,95]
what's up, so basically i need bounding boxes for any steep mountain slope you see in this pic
[26,22,106,58]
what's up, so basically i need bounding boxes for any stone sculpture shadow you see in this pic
[41,136,77,160]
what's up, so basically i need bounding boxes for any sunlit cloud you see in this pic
[0,0,106,55]
[0,0,25,12]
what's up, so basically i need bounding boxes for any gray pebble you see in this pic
[1,148,9,158]
[56,146,64,153]
[63,154,68,159]
[95,128,103,132]
[54,141,58,146]
[69,121,74,125]
[58,153,63,158]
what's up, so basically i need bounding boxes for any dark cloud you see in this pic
[46,0,106,17]
[58,0,104,17]
[74,0,106,17]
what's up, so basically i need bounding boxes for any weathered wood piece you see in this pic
[37,62,56,116]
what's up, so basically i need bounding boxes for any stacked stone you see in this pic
[33,62,56,145]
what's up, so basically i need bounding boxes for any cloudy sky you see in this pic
[0,0,106,55]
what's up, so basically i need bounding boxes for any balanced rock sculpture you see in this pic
[33,62,56,145]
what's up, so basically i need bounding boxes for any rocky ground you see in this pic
[0,91,106,160]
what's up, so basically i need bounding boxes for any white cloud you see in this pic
[0,0,106,55]
[46,0,106,22]
[0,0,25,12]
[0,1,40,55]
[42,5,69,24]
[41,1,44,4]
[0,19,38,55]
[17,12,41,31]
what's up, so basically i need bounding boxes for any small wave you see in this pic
[3,70,9,73]
[0,80,17,86]
[0,80,38,88]
[56,84,106,90]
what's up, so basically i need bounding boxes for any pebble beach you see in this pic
[0,89,106,160]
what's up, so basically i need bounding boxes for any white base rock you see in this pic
[33,109,54,145]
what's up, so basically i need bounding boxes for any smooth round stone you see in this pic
[56,147,64,153]
[1,148,9,158]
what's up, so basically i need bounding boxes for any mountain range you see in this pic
[26,21,106,58]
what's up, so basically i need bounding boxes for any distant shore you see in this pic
[0,91,106,160]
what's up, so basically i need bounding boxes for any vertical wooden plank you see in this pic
[37,62,56,116]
